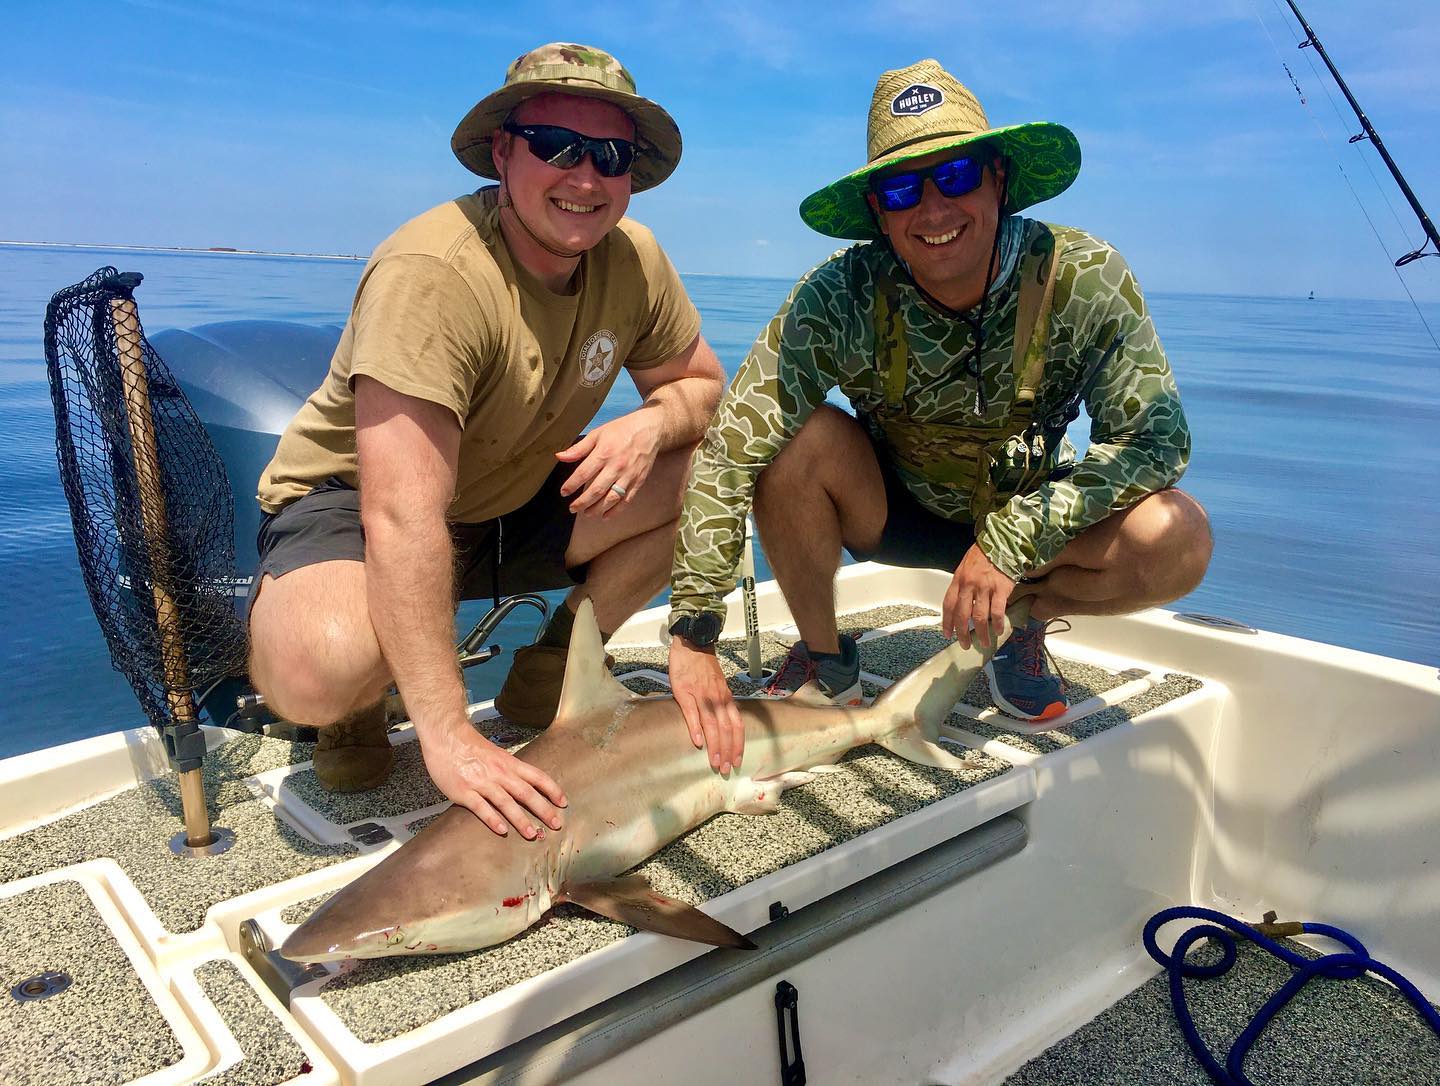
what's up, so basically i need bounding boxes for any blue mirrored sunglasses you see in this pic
[502,122,639,178]
[869,155,986,213]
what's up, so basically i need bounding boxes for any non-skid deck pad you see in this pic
[195,959,313,1086]
[0,880,183,1084]
[1005,938,1440,1084]
[959,672,1204,754]
[280,719,541,826]
[860,626,1203,751]
[0,735,354,933]
[299,740,1011,1043]
[608,603,942,690]
[283,740,443,824]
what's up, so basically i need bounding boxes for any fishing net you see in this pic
[43,267,247,766]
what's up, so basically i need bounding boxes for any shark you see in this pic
[280,600,1015,962]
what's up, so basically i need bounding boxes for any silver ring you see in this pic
[610,483,627,498]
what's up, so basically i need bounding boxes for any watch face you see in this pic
[692,610,724,647]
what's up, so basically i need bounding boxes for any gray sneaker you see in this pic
[985,618,1068,721]
[761,635,864,705]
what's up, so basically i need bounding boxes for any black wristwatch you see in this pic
[669,610,724,649]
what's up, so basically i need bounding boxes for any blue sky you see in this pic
[3,0,1436,301]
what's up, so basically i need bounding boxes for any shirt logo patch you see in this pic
[891,83,944,116]
[579,329,619,387]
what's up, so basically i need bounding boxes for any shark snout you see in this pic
[280,920,386,963]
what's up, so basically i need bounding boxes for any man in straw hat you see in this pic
[249,43,724,838]
[667,59,1211,774]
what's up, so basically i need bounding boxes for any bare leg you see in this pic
[564,443,698,635]
[247,560,390,726]
[1025,489,1213,620]
[752,406,887,654]
[749,408,1211,632]
[252,445,699,731]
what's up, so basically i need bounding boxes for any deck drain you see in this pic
[11,971,72,1002]
[169,825,237,858]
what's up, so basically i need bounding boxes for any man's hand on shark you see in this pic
[944,544,1016,649]
[282,599,994,962]
[667,638,745,774]
[420,723,567,839]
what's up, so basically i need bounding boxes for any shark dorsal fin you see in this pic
[554,598,634,721]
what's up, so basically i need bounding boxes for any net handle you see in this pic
[110,296,215,849]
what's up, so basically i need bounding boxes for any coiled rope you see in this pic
[1143,905,1440,1086]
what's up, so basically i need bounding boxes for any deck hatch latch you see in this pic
[774,979,806,1085]
[348,822,394,846]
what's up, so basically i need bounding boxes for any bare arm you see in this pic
[557,334,725,516]
[355,375,566,837]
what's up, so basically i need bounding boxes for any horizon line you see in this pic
[3,240,1432,307]
[1,239,365,262]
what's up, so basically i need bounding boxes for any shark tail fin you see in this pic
[871,599,1031,741]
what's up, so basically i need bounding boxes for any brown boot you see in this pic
[313,703,393,792]
[494,644,616,727]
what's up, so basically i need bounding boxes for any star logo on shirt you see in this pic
[579,329,620,387]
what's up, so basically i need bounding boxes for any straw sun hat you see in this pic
[452,42,682,193]
[799,59,1081,240]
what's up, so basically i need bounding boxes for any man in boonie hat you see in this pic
[666,59,1211,774]
[249,43,725,837]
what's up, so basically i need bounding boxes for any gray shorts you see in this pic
[248,465,584,614]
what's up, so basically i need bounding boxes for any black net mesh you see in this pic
[43,267,247,735]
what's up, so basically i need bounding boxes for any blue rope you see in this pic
[1143,906,1440,1086]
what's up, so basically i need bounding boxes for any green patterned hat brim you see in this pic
[798,121,1080,240]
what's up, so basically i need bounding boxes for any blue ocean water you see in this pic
[2,243,1437,759]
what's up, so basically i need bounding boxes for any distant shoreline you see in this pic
[0,240,365,261]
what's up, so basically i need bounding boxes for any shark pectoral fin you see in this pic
[561,876,756,949]
[875,723,979,771]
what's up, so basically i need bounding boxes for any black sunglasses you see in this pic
[869,155,986,213]
[502,122,640,178]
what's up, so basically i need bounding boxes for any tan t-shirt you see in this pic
[257,188,702,521]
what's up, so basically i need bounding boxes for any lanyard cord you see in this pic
[895,165,1011,415]
[496,163,586,260]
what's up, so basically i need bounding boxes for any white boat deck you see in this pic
[2,563,1436,1085]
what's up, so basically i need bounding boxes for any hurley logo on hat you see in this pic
[891,83,944,116]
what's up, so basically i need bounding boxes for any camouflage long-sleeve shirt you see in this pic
[669,218,1190,622]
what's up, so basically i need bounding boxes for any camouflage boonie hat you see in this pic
[452,42,682,193]
[799,58,1080,240]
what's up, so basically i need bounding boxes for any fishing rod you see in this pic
[1284,0,1438,266]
